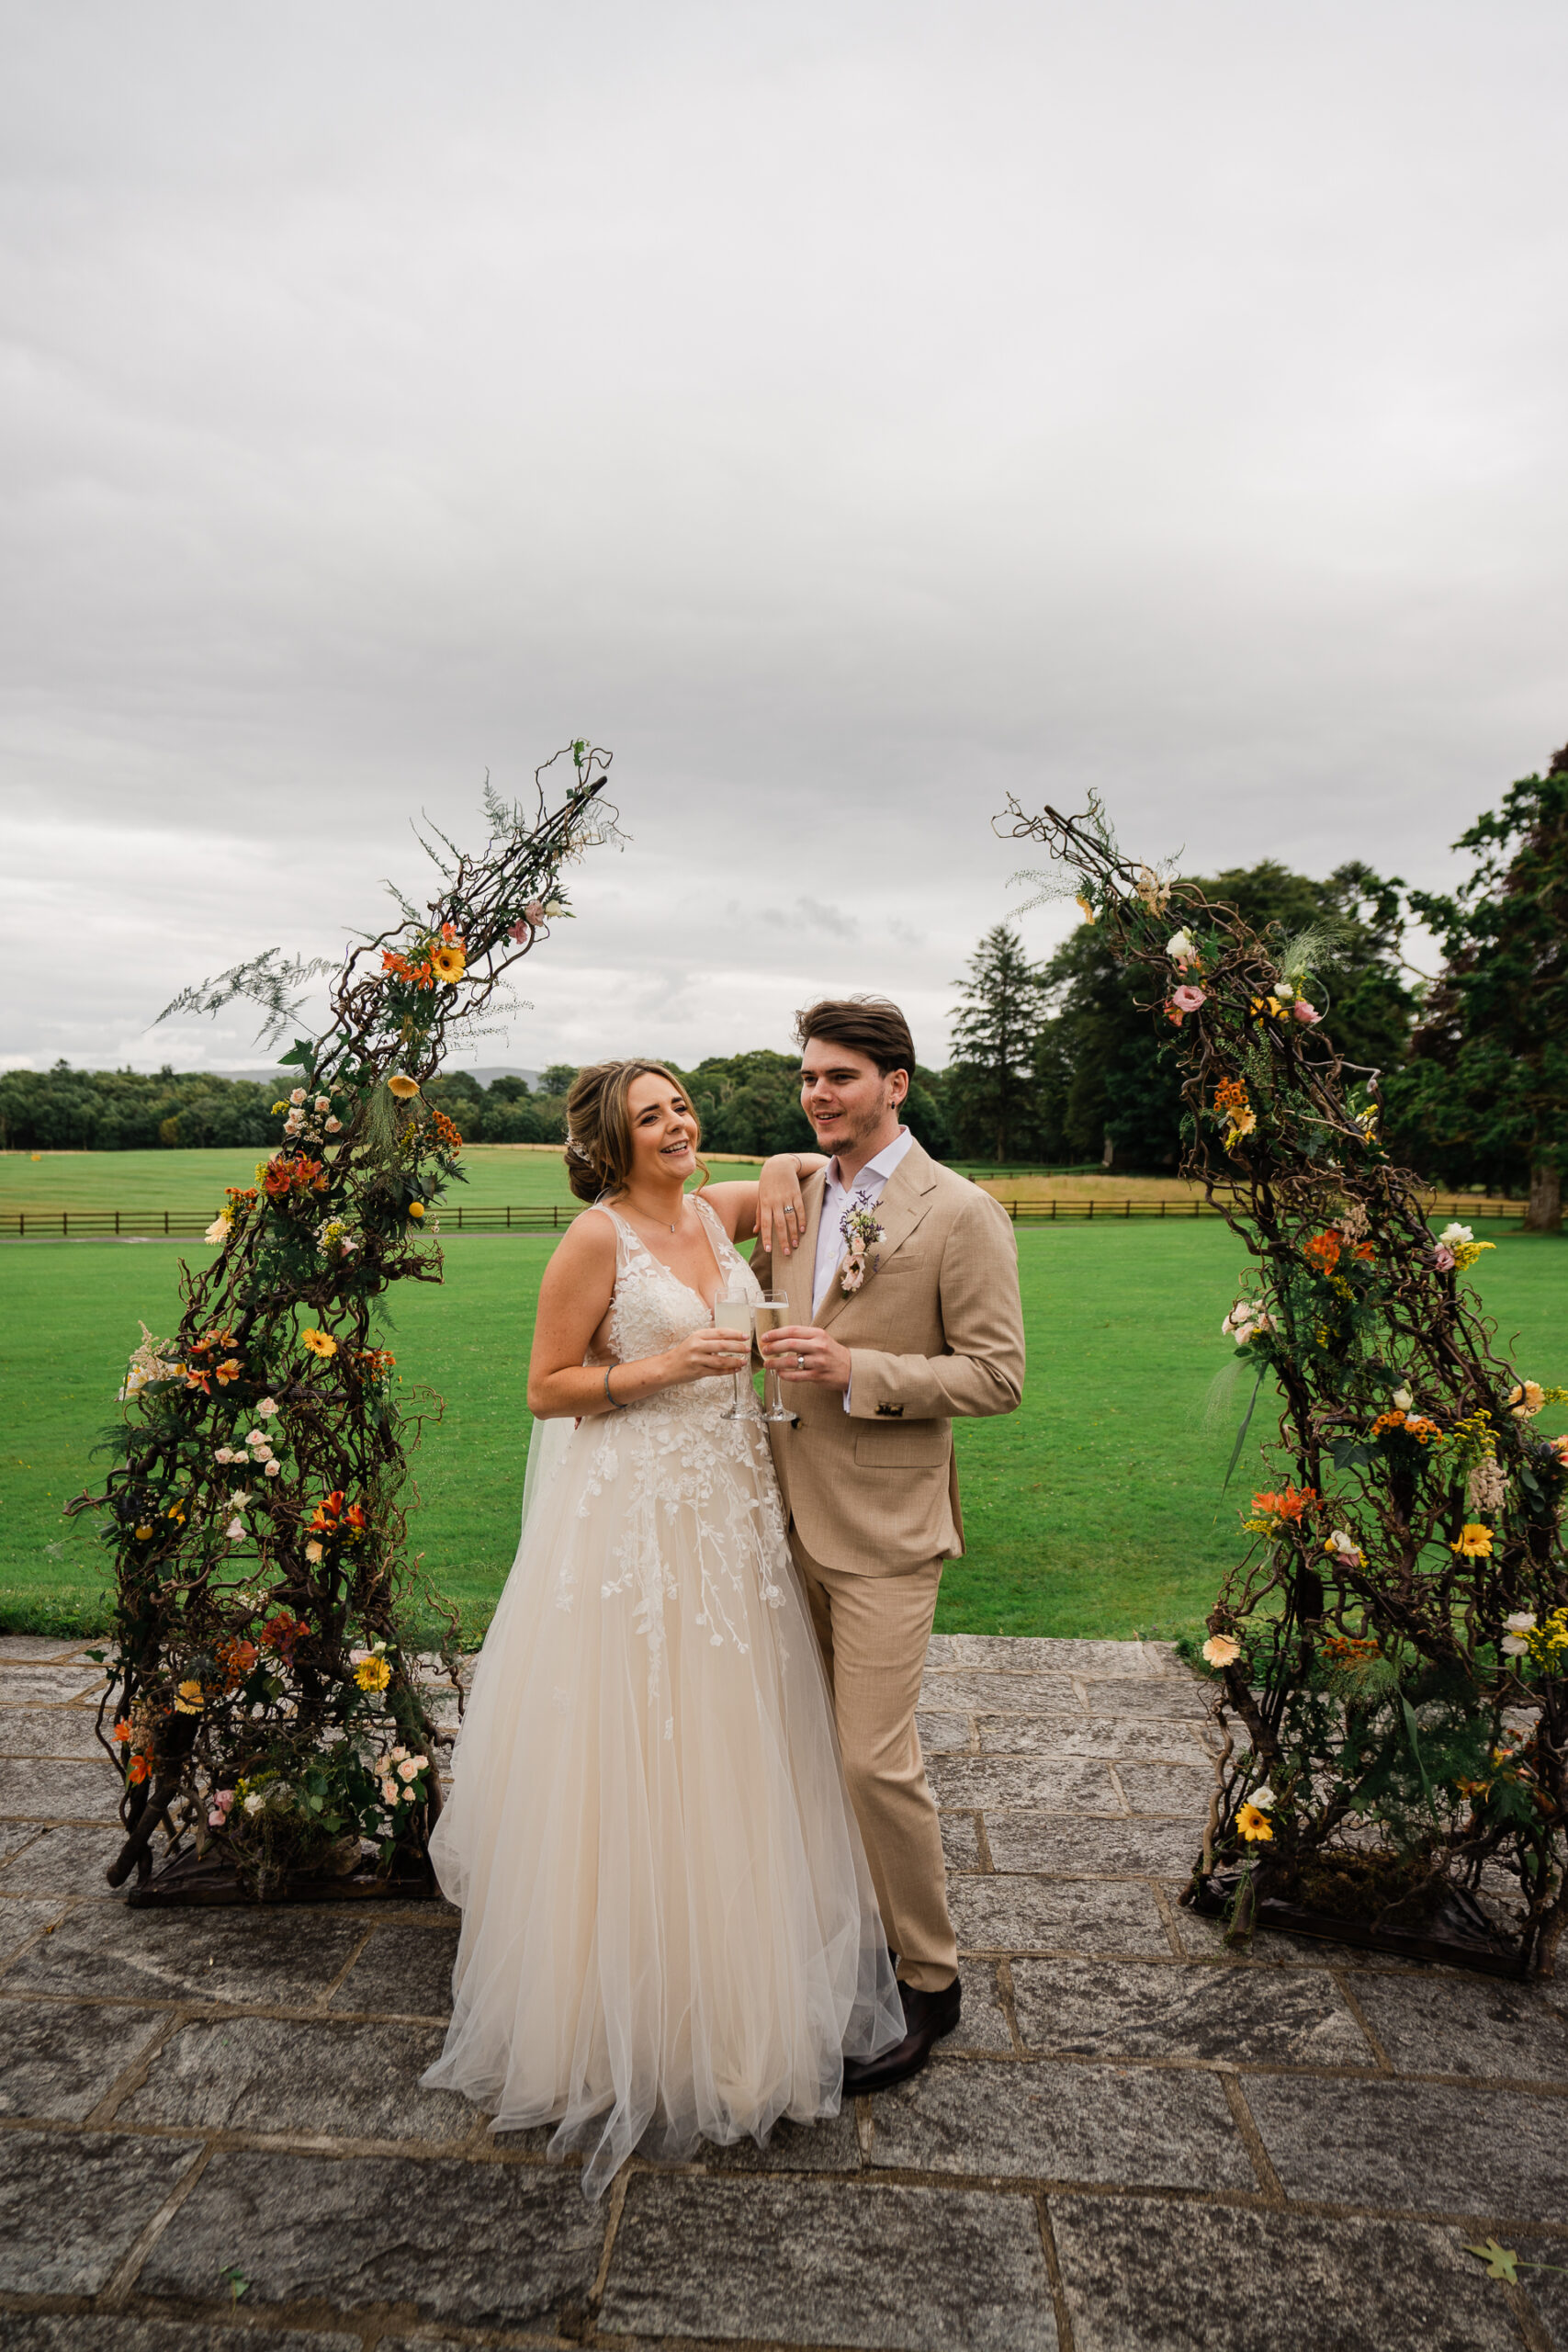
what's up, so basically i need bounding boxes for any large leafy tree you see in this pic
[1385,746,1568,1232]
[946,923,1050,1160]
[1033,861,1416,1171]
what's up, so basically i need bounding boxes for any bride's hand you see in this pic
[758,1153,807,1257]
[660,1327,753,1387]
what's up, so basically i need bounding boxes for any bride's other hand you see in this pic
[757,1153,808,1256]
[662,1327,752,1386]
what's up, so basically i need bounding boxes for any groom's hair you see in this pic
[793,996,915,1080]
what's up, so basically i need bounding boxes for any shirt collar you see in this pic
[828,1125,913,1195]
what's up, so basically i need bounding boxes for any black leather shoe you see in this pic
[842,1976,961,2095]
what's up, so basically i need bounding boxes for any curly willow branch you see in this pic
[998,795,1567,1977]
[85,743,618,1903]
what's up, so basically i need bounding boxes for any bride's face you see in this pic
[626,1072,699,1186]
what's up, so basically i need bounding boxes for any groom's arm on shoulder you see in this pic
[845,1184,1024,1423]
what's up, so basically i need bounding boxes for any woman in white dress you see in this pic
[423,1060,903,2196]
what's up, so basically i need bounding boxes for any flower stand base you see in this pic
[1187,1871,1529,1979]
[125,1840,440,1909]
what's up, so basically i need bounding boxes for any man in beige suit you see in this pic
[753,997,1025,2092]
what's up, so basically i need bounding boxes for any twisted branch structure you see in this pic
[77,744,617,1899]
[999,793,1566,1975]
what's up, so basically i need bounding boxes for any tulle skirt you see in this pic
[423,1396,903,2197]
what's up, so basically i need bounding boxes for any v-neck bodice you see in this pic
[590,1196,762,1418]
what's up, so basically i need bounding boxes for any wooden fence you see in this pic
[0,1195,1529,1239]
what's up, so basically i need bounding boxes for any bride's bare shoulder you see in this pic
[539,1204,619,1290]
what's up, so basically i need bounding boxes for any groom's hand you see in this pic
[761,1324,852,1392]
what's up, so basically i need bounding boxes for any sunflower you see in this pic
[355,1655,392,1692]
[1235,1803,1273,1843]
[301,1328,338,1359]
[387,1073,420,1100]
[430,944,467,984]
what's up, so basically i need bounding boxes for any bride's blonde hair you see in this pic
[563,1061,708,1204]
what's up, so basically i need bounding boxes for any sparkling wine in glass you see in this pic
[752,1297,795,1422]
[714,1295,752,1419]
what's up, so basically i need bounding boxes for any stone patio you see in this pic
[2,1629,1566,2351]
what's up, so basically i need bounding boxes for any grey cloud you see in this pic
[2,1,1565,1075]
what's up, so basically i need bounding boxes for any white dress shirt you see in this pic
[812,1125,916,1315]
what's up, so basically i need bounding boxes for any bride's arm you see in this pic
[527,1214,751,1419]
[700,1152,828,1253]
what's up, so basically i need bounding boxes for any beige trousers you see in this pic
[789,1527,958,1995]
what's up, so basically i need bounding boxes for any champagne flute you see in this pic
[714,1295,752,1419]
[751,1296,795,1422]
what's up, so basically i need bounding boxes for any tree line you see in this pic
[6,745,1562,1213]
[944,741,1567,1220]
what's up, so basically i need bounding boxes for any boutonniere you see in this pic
[839,1196,886,1295]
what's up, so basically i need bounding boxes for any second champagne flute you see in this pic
[751,1296,795,1422]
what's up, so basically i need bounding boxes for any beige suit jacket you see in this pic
[752,1138,1025,1576]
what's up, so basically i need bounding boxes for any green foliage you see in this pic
[1032,861,1416,1172]
[1385,745,1568,1205]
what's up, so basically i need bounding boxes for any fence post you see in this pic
[115,1211,120,1235]
[164,1211,169,1235]
[506,1205,511,1230]
[63,1212,68,1236]
[1088,1200,1094,1220]
[553,1204,558,1228]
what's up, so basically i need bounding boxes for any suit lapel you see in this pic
[815,1138,938,1331]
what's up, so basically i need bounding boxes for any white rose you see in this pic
[1166,928,1197,963]
[204,1216,231,1245]
[1391,1386,1413,1413]
[314,1096,331,1113]
[290,1088,307,1105]
[243,1792,266,1815]
[1502,1634,1531,1657]
[224,1516,246,1541]
[1504,1611,1537,1635]
[1438,1222,1472,1247]
[325,1116,342,1133]
[258,1398,278,1418]
[264,1460,281,1478]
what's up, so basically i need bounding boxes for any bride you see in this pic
[423,1059,903,2194]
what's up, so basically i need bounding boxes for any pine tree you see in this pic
[947,924,1048,1162]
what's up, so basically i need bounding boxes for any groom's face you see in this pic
[799,1040,908,1158]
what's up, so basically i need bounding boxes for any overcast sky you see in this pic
[4,1,1564,1078]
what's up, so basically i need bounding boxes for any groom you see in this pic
[754,997,1025,2092]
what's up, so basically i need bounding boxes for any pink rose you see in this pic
[1292,999,1321,1024]
[1168,986,1207,1023]
[1434,1246,1456,1272]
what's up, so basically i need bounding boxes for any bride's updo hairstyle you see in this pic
[563,1061,707,1204]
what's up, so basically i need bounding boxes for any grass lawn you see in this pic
[0,1144,763,1217]
[6,1221,1563,1645]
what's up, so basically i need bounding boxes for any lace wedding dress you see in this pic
[423,1194,902,2196]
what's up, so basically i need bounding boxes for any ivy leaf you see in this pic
[277,1038,317,1072]
[1330,1438,1376,1469]
[1463,2239,1518,2283]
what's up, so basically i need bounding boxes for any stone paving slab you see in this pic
[1244,2074,1568,2221]
[0,1994,168,2120]
[0,1757,124,1820]
[3,1630,1563,2351]
[139,2146,604,2332]
[1008,1955,1376,2067]
[119,2011,472,2141]
[1048,2195,1524,2352]
[601,2173,1058,2350]
[866,2052,1257,2191]
[0,2126,204,2295]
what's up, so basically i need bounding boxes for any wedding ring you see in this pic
[796,1352,806,1368]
